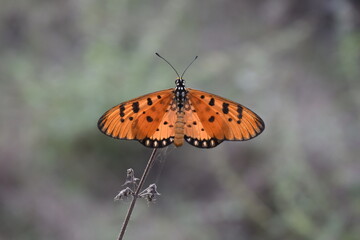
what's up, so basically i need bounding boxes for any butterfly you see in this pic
[98,53,265,148]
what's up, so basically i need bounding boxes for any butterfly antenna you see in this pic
[155,53,180,79]
[181,56,198,79]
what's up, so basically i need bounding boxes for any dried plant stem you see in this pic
[117,148,158,240]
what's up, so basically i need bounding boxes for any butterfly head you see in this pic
[175,78,186,87]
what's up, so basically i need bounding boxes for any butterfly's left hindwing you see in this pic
[98,89,176,148]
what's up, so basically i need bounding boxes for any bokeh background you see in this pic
[1,0,359,239]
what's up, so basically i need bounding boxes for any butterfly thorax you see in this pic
[173,78,188,147]
[174,78,187,111]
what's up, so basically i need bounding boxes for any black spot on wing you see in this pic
[119,104,125,117]
[222,103,229,114]
[237,105,243,119]
[209,98,215,106]
[132,102,140,113]
[208,116,215,122]
[147,98,153,105]
[146,116,153,122]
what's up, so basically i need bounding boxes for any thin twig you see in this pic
[117,148,158,240]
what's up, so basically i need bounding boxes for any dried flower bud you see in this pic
[122,168,140,186]
[114,187,134,201]
[139,184,161,202]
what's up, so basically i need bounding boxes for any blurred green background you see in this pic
[1,0,359,239]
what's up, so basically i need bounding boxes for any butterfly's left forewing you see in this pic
[183,88,264,148]
[98,89,177,148]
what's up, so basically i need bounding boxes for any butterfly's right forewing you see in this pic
[98,89,174,142]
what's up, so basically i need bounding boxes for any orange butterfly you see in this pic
[98,54,265,148]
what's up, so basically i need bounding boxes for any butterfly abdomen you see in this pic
[174,111,185,147]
